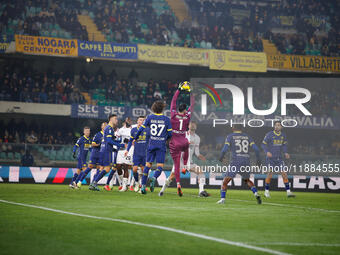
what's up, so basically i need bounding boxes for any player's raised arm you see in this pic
[219,135,231,162]
[171,89,180,117]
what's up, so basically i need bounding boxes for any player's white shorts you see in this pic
[116,150,133,165]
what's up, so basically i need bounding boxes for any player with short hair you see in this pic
[131,100,172,194]
[160,122,210,197]
[217,125,262,205]
[70,126,91,188]
[89,114,124,191]
[74,122,107,188]
[262,121,295,198]
[114,117,133,192]
[103,126,119,191]
[167,82,193,196]
[125,116,150,192]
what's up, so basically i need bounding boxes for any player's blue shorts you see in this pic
[89,151,103,166]
[266,158,284,167]
[102,151,112,167]
[77,156,87,169]
[223,161,250,179]
[266,158,285,172]
[133,154,146,166]
[146,147,166,164]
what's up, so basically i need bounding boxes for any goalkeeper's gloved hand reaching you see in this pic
[178,81,192,92]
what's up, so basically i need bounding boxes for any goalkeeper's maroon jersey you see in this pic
[169,90,194,150]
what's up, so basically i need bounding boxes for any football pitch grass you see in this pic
[0,184,339,255]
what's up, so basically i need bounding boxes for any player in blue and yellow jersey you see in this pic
[131,101,172,194]
[89,114,124,191]
[74,122,107,188]
[262,121,295,198]
[217,125,262,204]
[70,126,91,188]
[125,116,150,192]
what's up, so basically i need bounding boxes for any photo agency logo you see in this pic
[199,82,312,128]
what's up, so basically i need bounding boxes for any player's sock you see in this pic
[250,186,258,196]
[106,170,115,185]
[220,189,226,199]
[118,174,123,186]
[153,166,163,179]
[199,178,205,193]
[130,177,135,187]
[284,182,291,193]
[71,172,78,184]
[265,183,270,190]
[122,178,128,189]
[142,166,150,185]
[93,169,100,180]
[79,167,91,182]
[133,172,139,182]
[75,171,84,184]
[94,170,107,183]
[160,177,171,193]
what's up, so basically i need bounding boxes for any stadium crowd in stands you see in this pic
[0,118,75,146]
[0,66,85,104]
[0,0,88,40]
[1,63,340,117]
[2,0,338,56]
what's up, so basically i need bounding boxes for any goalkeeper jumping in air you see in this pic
[168,81,194,196]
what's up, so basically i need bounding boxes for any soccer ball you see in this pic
[179,81,192,92]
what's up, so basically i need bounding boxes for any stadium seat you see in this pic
[14,152,21,160]
[7,152,14,160]
[0,152,6,159]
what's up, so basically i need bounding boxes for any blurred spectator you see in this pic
[21,150,34,166]
[26,130,38,144]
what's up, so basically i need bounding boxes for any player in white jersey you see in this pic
[115,117,134,191]
[160,122,210,197]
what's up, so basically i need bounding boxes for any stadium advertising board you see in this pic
[267,54,340,73]
[71,104,340,130]
[209,50,267,72]
[0,34,13,53]
[71,104,170,120]
[78,40,137,60]
[138,44,209,66]
[15,35,78,57]
[0,166,339,192]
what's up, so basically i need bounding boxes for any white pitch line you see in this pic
[0,199,291,255]
[247,242,340,247]
[230,198,340,214]
[168,192,340,214]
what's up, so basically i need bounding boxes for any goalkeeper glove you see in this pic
[178,81,191,92]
